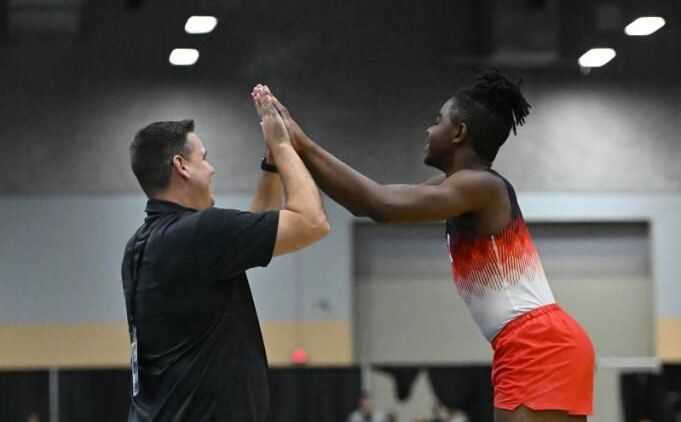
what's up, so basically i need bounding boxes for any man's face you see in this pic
[424,99,457,170]
[184,133,215,209]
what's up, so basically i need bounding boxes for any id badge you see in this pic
[131,327,140,396]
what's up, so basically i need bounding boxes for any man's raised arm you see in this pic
[255,88,329,256]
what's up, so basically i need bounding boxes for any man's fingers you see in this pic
[259,86,288,117]
[260,95,279,118]
[252,85,268,119]
[253,85,293,130]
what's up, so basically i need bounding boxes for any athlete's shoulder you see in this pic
[443,168,505,191]
[440,169,509,212]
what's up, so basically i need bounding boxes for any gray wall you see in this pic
[354,222,652,363]
[1,2,680,195]
[2,75,681,194]
[0,195,353,323]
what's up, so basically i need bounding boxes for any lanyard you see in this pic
[127,229,150,329]
[126,226,151,397]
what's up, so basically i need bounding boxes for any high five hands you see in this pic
[251,84,291,152]
[251,84,310,152]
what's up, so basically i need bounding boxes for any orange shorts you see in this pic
[491,304,595,416]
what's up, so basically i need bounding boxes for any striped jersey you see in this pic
[445,170,555,341]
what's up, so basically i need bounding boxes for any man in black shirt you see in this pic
[122,92,328,421]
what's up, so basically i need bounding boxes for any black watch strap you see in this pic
[260,155,278,173]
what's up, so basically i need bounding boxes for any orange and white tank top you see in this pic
[445,169,555,341]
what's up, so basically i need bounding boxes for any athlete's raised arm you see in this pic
[260,88,501,223]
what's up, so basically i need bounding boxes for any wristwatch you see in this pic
[260,154,278,173]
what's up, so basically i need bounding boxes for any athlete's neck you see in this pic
[445,148,492,177]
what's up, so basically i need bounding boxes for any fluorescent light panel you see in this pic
[625,16,665,36]
[169,48,200,66]
[185,16,218,34]
[578,48,616,68]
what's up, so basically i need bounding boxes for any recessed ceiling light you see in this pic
[625,16,665,36]
[185,16,218,34]
[169,48,200,66]
[578,48,616,68]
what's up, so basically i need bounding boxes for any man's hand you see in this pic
[253,85,289,155]
[251,84,268,121]
[258,94,291,149]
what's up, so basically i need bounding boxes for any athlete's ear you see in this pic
[452,122,468,145]
[171,155,191,180]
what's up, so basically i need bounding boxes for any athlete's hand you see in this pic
[258,85,311,153]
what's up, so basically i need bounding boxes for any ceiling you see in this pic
[1,0,679,83]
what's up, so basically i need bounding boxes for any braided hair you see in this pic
[449,70,531,162]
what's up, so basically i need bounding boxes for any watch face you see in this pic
[261,156,278,172]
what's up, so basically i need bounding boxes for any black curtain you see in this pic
[662,364,681,391]
[267,367,361,422]
[0,370,49,422]
[620,372,672,422]
[375,366,421,402]
[58,369,130,422]
[662,364,681,420]
[0,365,503,421]
[426,365,493,422]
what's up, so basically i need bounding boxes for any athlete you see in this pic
[252,72,595,421]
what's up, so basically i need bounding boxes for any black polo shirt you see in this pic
[121,199,279,422]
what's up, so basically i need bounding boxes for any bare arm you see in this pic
[420,174,446,185]
[374,175,446,204]
[297,141,492,222]
[250,90,284,212]
[255,89,329,255]
[249,149,284,212]
[263,90,495,223]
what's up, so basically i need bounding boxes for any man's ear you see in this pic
[171,155,191,180]
[452,122,468,145]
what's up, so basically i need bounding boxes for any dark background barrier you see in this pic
[0,370,49,422]
[2,365,681,421]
